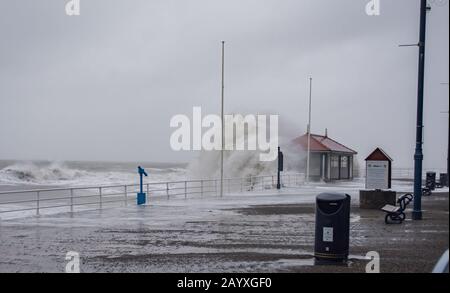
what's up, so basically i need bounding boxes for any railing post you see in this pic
[124,185,127,206]
[70,189,74,213]
[147,183,149,197]
[99,187,102,209]
[200,180,203,197]
[166,182,169,199]
[240,178,243,193]
[184,181,187,199]
[215,179,217,196]
[36,191,40,216]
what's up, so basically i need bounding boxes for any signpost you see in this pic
[277,147,284,189]
[360,148,395,209]
[365,148,393,190]
[366,161,389,190]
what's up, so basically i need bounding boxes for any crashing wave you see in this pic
[0,162,89,185]
[0,161,187,187]
[187,140,306,180]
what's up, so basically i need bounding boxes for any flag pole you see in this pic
[220,41,225,197]
[306,77,312,183]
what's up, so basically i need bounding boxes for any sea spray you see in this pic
[187,138,307,180]
[0,161,87,184]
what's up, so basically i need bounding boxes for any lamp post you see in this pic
[412,0,430,220]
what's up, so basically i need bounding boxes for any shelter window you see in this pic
[341,156,348,168]
[331,156,339,167]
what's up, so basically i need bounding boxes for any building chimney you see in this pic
[325,128,328,137]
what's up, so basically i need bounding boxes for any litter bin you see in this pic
[426,172,436,190]
[439,173,448,187]
[314,193,351,262]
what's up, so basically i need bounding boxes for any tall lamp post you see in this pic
[412,0,430,220]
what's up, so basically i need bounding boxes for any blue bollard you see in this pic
[137,166,148,205]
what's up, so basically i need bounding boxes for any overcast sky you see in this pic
[0,0,448,168]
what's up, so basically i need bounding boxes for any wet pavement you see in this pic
[0,186,448,273]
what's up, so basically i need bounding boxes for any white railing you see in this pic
[0,173,305,217]
[355,168,446,180]
[391,168,447,180]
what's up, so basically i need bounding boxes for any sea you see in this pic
[0,146,306,193]
[0,160,187,192]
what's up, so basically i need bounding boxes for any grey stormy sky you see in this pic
[0,0,448,169]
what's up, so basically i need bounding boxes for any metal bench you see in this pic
[381,193,413,224]
[422,187,432,197]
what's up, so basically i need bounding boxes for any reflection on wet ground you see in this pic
[0,190,448,272]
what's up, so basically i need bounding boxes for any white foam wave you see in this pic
[0,162,186,187]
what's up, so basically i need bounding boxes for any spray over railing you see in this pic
[0,173,305,217]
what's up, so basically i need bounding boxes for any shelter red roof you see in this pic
[292,133,357,154]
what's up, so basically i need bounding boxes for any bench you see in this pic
[381,193,413,224]
[422,187,432,197]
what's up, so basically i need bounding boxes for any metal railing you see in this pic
[353,168,447,181]
[391,168,447,180]
[355,168,447,180]
[0,173,305,217]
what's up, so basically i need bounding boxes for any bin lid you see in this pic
[316,192,348,202]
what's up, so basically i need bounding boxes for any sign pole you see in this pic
[137,166,148,205]
[277,147,283,189]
